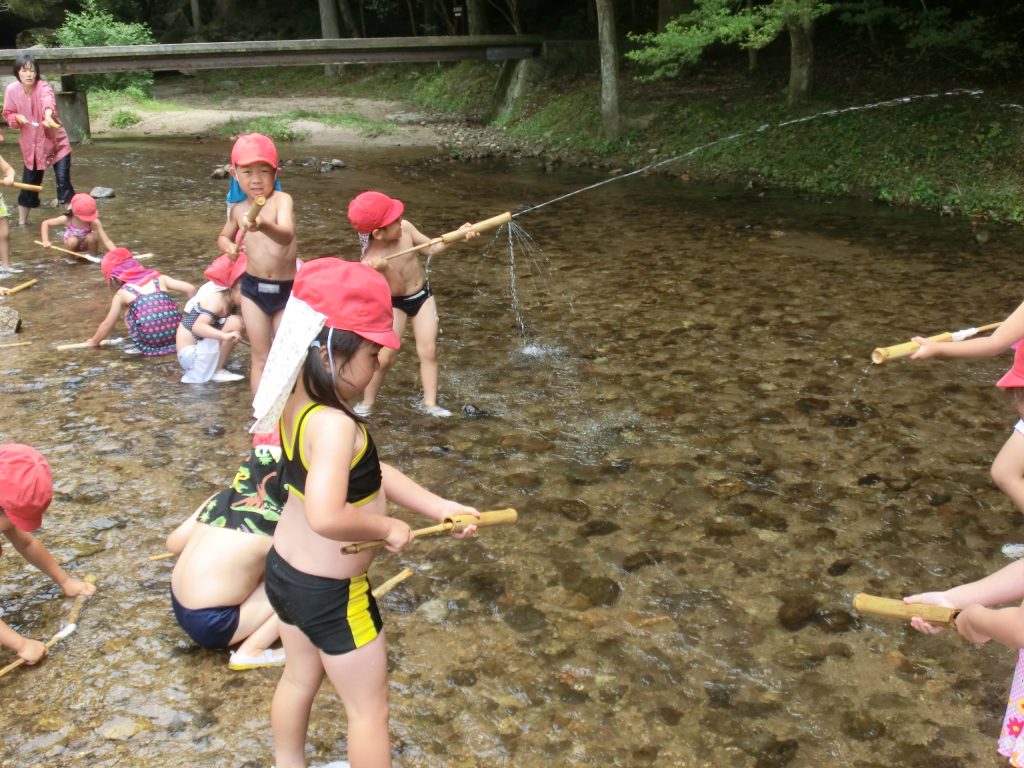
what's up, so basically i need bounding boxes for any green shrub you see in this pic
[55,0,155,93]
[109,110,141,128]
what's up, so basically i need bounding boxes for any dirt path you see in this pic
[92,84,449,147]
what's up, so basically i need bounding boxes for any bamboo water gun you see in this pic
[35,240,100,264]
[852,593,960,628]
[871,322,1001,364]
[0,279,37,296]
[383,211,512,261]
[341,508,518,554]
[2,181,42,192]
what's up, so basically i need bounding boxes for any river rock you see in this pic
[553,498,590,521]
[503,604,546,632]
[89,187,115,199]
[751,737,799,767]
[0,307,21,335]
[210,165,230,179]
[813,609,855,633]
[777,595,819,631]
[96,716,149,741]
[841,710,887,740]
[578,519,619,537]
[417,598,448,623]
[571,576,621,607]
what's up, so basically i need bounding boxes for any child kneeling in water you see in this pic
[85,248,195,355]
[176,253,246,384]
[250,258,478,768]
[166,435,285,670]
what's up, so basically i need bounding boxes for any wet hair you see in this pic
[300,327,368,422]
[13,54,39,80]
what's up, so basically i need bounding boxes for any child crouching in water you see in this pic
[40,192,115,256]
[0,444,96,665]
[85,248,195,356]
[906,561,1024,765]
[912,299,1024,516]
[176,253,246,384]
[250,257,479,768]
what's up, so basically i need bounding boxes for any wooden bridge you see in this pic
[0,36,545,139]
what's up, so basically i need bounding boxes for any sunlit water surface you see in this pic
[1,138,1022,767]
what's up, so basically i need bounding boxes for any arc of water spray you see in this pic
[511,89,984,219]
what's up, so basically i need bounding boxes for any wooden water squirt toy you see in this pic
[871,322,1001,364]
[852,593,960,628]
[0,575,97,680]
[383,211,513,262]
[341,508,518,554]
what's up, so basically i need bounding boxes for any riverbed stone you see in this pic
[0,307,21,335]
[503,604,547,632]
[777,595,819,631]
[96,716,149,741]
[751,737,799,767]
[417,598,448,623]
[89,186,115,199]
[578,519,619,537]
[552,498,591,521]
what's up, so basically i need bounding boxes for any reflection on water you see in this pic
[1,138,1022,766]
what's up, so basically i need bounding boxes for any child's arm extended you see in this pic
[913,299,1024,360]
[217,215,243,259]
[93,220,116,253]
[0,617,46,664]
[39,215,67,249]
[160,275,197,299]
[380,462,478,537]
[303,410,412,550]
[189,306,241,344]
[955,604,1024,647]
[905,559,1024,634]
[414,220,478,257]
[3,526,96,597]
[85,292,127,346]
[242,193,295,246]
[0,155,14,184]
[166,494,215,555]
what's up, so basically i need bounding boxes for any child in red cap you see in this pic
[81,248,196,356]
[346,190,477,418]
[250,257,479,767]
[175,252,247,383]
[0,144,17,276]
[0,444,96,666]
[913,300,1024,516]
[216,133,296,394]
[39,192,116,257]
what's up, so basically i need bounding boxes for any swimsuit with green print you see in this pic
[198,445,285,537]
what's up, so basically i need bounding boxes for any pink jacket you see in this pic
[2,79,72,171]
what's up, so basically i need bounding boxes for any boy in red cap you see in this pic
[40,192,116,257]
[0,444,96,666]
[216,132,296,393]
[347,190,476,418]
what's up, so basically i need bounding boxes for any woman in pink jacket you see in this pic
[2,54,75,228]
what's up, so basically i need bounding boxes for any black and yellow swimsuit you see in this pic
[280,402,382,506]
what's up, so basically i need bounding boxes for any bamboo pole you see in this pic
[244,195,267,227]
[0,575,97,680]
[0,340,31,348]
[5,181,43,192]
[371,567,413,598]
[0,279,37,296]
[852,593,960,627]
[55,338,121,351]
[35,240,100,264]
[148,552,176,561]
[383,211,512,262]
[871,322,1001,364]
[342,508,518,554]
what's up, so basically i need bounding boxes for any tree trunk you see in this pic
[594,0,620,139]
[337,0,360,37]
[657,0,691,30]
[405,0,418,35]
[787,15,814,104]
[467,0,487,35]
[319,0,342,75]
[189,0,201,33]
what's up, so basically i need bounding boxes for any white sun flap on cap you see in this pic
[250,295,326,434]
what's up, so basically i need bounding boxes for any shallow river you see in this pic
[1,137,1022,767]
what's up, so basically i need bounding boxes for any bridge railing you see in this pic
[0,36,543,76]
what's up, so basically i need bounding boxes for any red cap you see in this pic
[292,258,399,349]
[231,133,279,169]
[347,191,404,233]
[204,252,248,288]
[998,344,1024,388]
[101,247,134,283]
[0,444,53,532]
[70,193,98,222]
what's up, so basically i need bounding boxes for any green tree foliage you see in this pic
[627,0,831,80]
[55,0,155,91]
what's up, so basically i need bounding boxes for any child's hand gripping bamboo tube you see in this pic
[852,593,960,627]
[871,322,1001,364]
[384,211,513,262]
[341,508,518,554]
[244,195,267,227]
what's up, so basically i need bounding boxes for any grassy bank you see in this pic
[104,61,1024,223]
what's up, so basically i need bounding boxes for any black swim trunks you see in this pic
[241,273,293,316]
[392,282,432,317]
